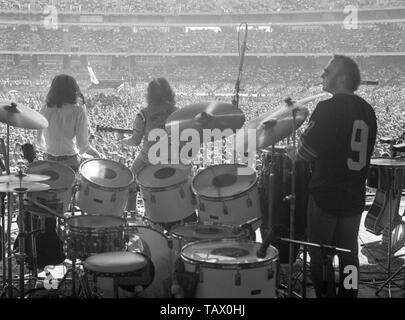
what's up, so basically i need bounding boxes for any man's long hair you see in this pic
[146,77,175,108]
[46,74,82,108]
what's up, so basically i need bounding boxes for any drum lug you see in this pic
[235,270,241,286]
[179,187,185,198]
[267,266,274,279]
[110,192,117,203]
[84,185,90,196]
[246,194,252,208]
[150,194,156,203]
[196,265,203,283]
[223,203,228,215]
[199,202,205,212]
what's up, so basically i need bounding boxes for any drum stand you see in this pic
[55,182,81,298]
[375,169,404,296]
[280,237,351,297]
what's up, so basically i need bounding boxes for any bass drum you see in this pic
[78,159,134,216]
[126,215,172,298]
[259,146,310,263]
[192,164,261,227]
[179,239,279,298]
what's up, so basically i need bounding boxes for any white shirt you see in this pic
[37,103,91,156]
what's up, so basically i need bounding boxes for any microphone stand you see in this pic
[232,23,247,109]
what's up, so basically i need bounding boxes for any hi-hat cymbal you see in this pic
[234,93,330,152]
[0,173,51,183]
[0,102,48,129]
[165,101,245,140]
[0,182,51,193]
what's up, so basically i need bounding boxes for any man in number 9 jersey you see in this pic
[296,54,377,297]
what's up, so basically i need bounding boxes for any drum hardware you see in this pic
[0,101,49,298]
[371,160,405,297]
[278,237,350,298]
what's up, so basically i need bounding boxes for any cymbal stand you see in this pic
[285,98,298,298]
[1,192,6,289]
[0,124,22,298]
[56,182,80,297]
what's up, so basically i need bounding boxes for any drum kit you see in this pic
[0,93,328,299]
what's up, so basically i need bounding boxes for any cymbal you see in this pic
[0,102,48,129]
[165,101,245,140]
[0,173,51,183]
[234,93,330,152]
[0,182,51,193]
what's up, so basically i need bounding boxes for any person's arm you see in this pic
[75,106,100,157]
[296,101,333,162]
[121,112,145,146]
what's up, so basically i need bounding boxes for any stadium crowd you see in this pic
[0,24,404,54]
[0,0,404,13]
[0,64,404,171]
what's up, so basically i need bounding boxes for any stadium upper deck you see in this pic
[0,0,404,14]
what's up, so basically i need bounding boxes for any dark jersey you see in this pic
[298,93,377,215]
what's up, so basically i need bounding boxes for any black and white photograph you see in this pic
[0,0,404,308]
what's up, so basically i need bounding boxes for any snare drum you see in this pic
[126,215,172,298]
[26,160,76,215]
[170,222,249,262]
[78,159,134,216]
[367,158,405,190]
[180,239,278,298]
[192,164,261,226]
[137,164,196,224]
[65,215,125,260]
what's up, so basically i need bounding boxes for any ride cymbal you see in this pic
[234,93,330,152]
[165,101,245,140]
[0,102,48,129]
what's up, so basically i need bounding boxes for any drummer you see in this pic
[36,74,101,172]
[120,77,178,213]
[293,55,377,297]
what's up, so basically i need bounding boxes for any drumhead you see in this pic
[370,158,405,167]
[67,215,124,228]
[27,160,75,190]
[181,239,278,268]
[192,164,257,199]
[137,164,191,189]
[79,159,133,188]
[171,222,242,241]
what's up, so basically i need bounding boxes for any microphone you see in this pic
[232,23,248,107]
[360,80,379,85]
[238,23,248,77]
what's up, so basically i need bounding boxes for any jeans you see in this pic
[307,195,362,298]
[45,153,80,173]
